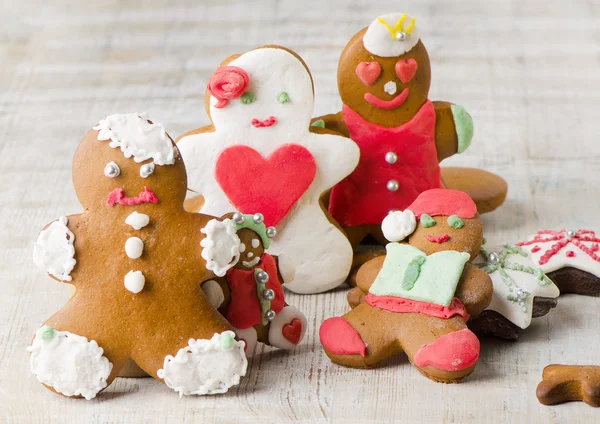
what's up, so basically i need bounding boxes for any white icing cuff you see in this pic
[363,13,420,58]
[201,219,241,277]
[27,327,112,400]
[268,305,308,350]
[33,216,76,281]
[381,210,417,242]
[157,331,247,396]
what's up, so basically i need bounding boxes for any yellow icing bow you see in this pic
[377,14,416,40]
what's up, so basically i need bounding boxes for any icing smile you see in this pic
[426,234,450,244]
[364,88,409,109]
[241,257,260,268]
[251,116,277,128]
[107,187,159,207]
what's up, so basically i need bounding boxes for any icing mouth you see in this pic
[241,257,260,268]
[364,88,409,109]
[426,234,450,244]
[107,187,158,207]
[251,116,277,128]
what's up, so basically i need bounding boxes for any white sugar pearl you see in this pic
[125,237,144,259]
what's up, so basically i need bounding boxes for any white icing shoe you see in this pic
[268,305,308,350]
[233,326,258,356]
[157,331,247,396]
[27,326,112,400]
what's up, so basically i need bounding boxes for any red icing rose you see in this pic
[207,66,249,108]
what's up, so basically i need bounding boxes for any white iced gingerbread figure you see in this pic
[177,46,360,294]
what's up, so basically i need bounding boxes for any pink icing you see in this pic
[251,116,277,128]
[395,58,418,83]
[365,294,469,320]
[413,328,480,372]
[355,62,381,86]
[408,189,478,219]
[319,317,366,357]
[426,233,450,244]
[364,88,409,109]
[106,187,158,207]
[207,66,249,109]
[566,251,575,257]
[517,229,600,265]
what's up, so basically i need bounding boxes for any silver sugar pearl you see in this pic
[104,162,120,178]
[256,271,269,284]
[488,252,499,264]
[140,162,155,178]
[265,309,276,321]
[266,226,277,238]
[566,230,577,238]
[253,213,264,224]
[385,152,397,164]
[232,212,245,225]
[263,288,275,300]
[386,180,399,192]
[395,31,406,41]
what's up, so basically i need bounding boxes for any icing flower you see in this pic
[207,66,250,109]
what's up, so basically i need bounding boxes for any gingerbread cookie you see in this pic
[314,12,507,247]
[537,365,600,407]
[201,212,307,354]
[468,244,560,340]
[176,46,360,294]
[29,113,247,399]
[320,189,493,383]
[517,229,600,296]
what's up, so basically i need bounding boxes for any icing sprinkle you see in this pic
[517,229,600,265]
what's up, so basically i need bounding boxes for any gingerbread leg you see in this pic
[235,326,259,355]
[441,167,507,214]
[537,365,600,407]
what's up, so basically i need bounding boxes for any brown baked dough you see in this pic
[537,365,600,406]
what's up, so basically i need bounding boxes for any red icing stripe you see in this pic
[518,229,600,265]
[319,317,366,357]
[365,294,469,320]
[413,328,480,372]
[106,187,158,206]
[364,88,409,109]
[251,116,277,128]
[426,233,450,244]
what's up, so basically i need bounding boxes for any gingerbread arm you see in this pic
[311,112,349,137]
[34,214,80,285]
[200,276,230,310]
[537,365,600,407]
[433,101,474,162]
[454,263,493,316]
[354,255,386,295]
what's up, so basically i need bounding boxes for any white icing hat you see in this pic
[363,13,420,58]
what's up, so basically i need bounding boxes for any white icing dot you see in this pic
[251,238,260,248]
[239,243,246,253]
[125,237,144,259]
[125,212,149,230]
[384,81,397,95]
[247,252,254,258]
[124,270,145,294]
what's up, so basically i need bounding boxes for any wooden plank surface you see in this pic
[1,0,600,422]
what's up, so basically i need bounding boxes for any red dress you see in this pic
[225,253,285,329]
[329,101,443,227]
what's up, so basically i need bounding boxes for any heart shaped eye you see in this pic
[395,58,418,83]
[356,62,381,86]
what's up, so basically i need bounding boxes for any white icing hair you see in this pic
[363,13,421,58]
[381,209,417,242]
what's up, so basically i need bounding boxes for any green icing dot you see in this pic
[240,92,255,104]
[311,119,325,128]
[220,333,234,350]
[447,215,464,229]
[402,256,427,291]
[277,92,290,104]
[420,214,436,228]
[37,325,54,341]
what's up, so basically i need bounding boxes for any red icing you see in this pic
[319,317,366,357]
[251,116,277,128]
[593,243,599,252]
[225,254,284,329]
[408,189,477,219]
[566,251,575,257]
[329,101,442,226]
[282,318,302,345]
[356,62,381,86]
[517,229,600,265]
[413,328,480,372]
[426,233,450,244]
[531,246,541,253]
[365,294,469,320]
[106,187,158,206]
[364,88,409,109]
[207,66,249,109]
[395,58,418,83]
[215,144,316,227]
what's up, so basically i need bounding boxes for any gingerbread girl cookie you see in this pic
[517,229,600,296]
[176,46,360,294]
[320,189,493,383]
[29,113,247,399]
[201,212,307,354]
[537,365,600,407]
[315,12,507,247]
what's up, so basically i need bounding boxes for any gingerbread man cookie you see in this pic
[517,229,600,296]
[29,113,247,399]
[201,212,308,354]
[537,365,600,407]
[315,12,507,247]
[320,189,493,383]
[176,46,360,294]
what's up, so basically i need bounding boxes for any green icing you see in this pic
[277,92,290,104]
[37,325,54,341]
[234,214,270,249]
[241,92,255,104]
[420,214,436,228]
[220,332,234,349]
[369,243,470,306]
[311,119,325,128]
[402,256,427,291]
[254,268,271,326]
[451,104,474,154]
[447,215,464,229]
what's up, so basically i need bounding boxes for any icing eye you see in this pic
[251,238,260,248]
[277,92,290,104]
[104,162,120,178]
[420,214,436,228]
[447,215,464,229]
[239,243,246,253]
[240,92,255,104]
[140,163,155,178]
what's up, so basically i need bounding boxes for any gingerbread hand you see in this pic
[433,101,473,162]
[537,365,600,407]
[454,263,492,316]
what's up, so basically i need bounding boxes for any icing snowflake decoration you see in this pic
[517,229,600,277]
[476,244,559,329]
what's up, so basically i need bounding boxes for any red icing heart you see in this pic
[215,144,316,227]
[356,62,381,86]
[282,318,302,345]
[395,58,418,83]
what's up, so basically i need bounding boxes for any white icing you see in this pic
[246,252,254,258]
[251,238,260,248]
[33,216,76,281]
[124,270,145,293]
[178,48,360,293]
[93,113,175,166]
[200,219,241,277]
[124,237,144,259]
[268,305,307,350]
[27,327,112,400]
[381,210,417,242]
[157,331,247,396]
[125,212,150,230]
[480,247,560,329]
[239,243,246,253]
[363,13,421,58]
[233,327,258,356]
[383,80,397,95]
[201,280,225,308]
[241,256,260,269]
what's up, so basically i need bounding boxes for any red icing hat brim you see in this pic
[407,189,477,219]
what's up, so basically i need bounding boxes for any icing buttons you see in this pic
[124,270,145,294]
[125,237,144,259]
[125,212,150,230]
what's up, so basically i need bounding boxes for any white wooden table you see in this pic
[1,0,599,422]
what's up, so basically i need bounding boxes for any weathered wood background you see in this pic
[1,0,599,422]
